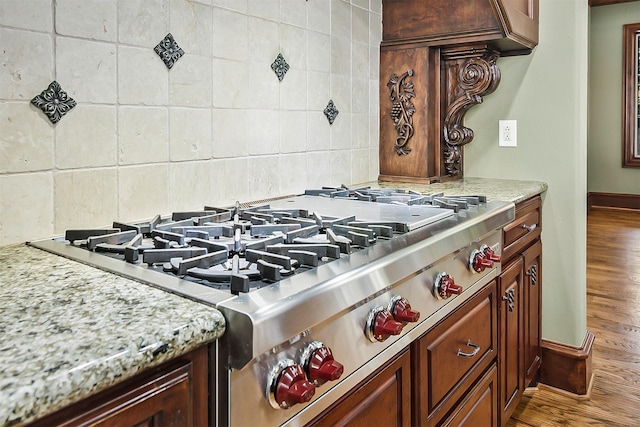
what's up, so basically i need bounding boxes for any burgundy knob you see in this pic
[390,297,420,323]
[435,273,463,299]
[483,246,501,263]
[367,307,404,342]
[274,364,316,409]
[307,345,344,386]
[472,252,494,272]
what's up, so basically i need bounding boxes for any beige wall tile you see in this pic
[118,106,169,165]
[0,172,53,244]
[331,0,351,39]
[279,0,306,28]
[170,54,213,107]
[280,69,307,111]
[280,110,306,153]
[0,102,54,173]
[248,0,278,21]
[118,164,169,221]
[118,46,169,105]
[248,17,279,65]
[307,111,331,152]
[210,157,249,205]
[56,105,117,169]
[351,78,369,114]
[352,4,369,44]
[212,8,247,61]
[212,109,249,158]
[330,111,351,150]
[308,0,330,34]
[54,169,118,232]
[351,148,369,184]
[118,0,169,47]
[0,0,53,32]
[212,0,246,12]
[169,161,213,211]
[279,153,308,195]
[331,36,351,76]
[369,147,379,181]
[247,155,280,200]
[55,0,117,42]
[330,149,351,187]
[0,29,53,100]
[307,151,331,188]
[307,31,331,73]
[169,108,212,161]
[352,113,369,149]
[56,37,117,104]
[170,0,213,57]
[247,110,280,156]
[307,70,330,111]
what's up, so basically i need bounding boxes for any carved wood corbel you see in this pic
[442,46,501,176]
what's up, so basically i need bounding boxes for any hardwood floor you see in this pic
[507,207,640,426]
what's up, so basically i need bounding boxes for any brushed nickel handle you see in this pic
[521,223,537,232]
[457,340,481,357]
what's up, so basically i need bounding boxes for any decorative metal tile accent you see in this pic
[154,33,185,69]
[271,53,290,81]
[324,100,339,125]
[31,81,76,124]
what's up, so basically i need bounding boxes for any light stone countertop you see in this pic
[0,244,226,427]
[365,177,548,204]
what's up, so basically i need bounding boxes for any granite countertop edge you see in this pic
[369,177,548,204]
[0,244,226,427]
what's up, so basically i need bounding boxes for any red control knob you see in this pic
[306,345,344,386]
[367,307,404,342]
[472,252,494,272]
[483,246,501,263]
[434,272,463,299]
[274,364,316,409]
[390,296,420,323]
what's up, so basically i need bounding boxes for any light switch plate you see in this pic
[499,120,517,147]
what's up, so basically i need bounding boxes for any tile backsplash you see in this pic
[0,0,382,246]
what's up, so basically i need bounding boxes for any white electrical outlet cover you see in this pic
[499,120,517,147]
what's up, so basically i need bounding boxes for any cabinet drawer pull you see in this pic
[521,223,537,232]
[457,340,481,358]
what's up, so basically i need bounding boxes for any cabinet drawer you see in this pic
[502,196,541,262]
[413,281,497,426]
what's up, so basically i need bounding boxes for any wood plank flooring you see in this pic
[507,207,640,427]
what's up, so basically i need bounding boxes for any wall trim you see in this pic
[587,192,640,210]
[539,330,595,398]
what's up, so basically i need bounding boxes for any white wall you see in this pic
[465,0,589,347]
[0,0,381,246]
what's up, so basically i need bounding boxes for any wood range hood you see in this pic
[379,0,539,183]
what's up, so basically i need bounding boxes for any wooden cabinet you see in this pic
[522,240,542,387]
[498,195,543,426]
[441,365,498,427]
[413,281,497,427]
[308,349,412,427]
[382,0,539,54]
[498,257,524,423]
[380,0,539,183]
[28,346,211,427]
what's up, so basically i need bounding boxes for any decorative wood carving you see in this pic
[387,69,416,156]
[442,46,501,176]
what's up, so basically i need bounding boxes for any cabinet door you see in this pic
[308,350,411,427]
[498,257,524,426]
[523,239,542,386]
[413,282,497,427]
[442,364,498,427]
[29,346,209,427]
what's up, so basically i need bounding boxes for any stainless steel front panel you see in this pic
[217,200,514,369]
[226,229,503,427]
